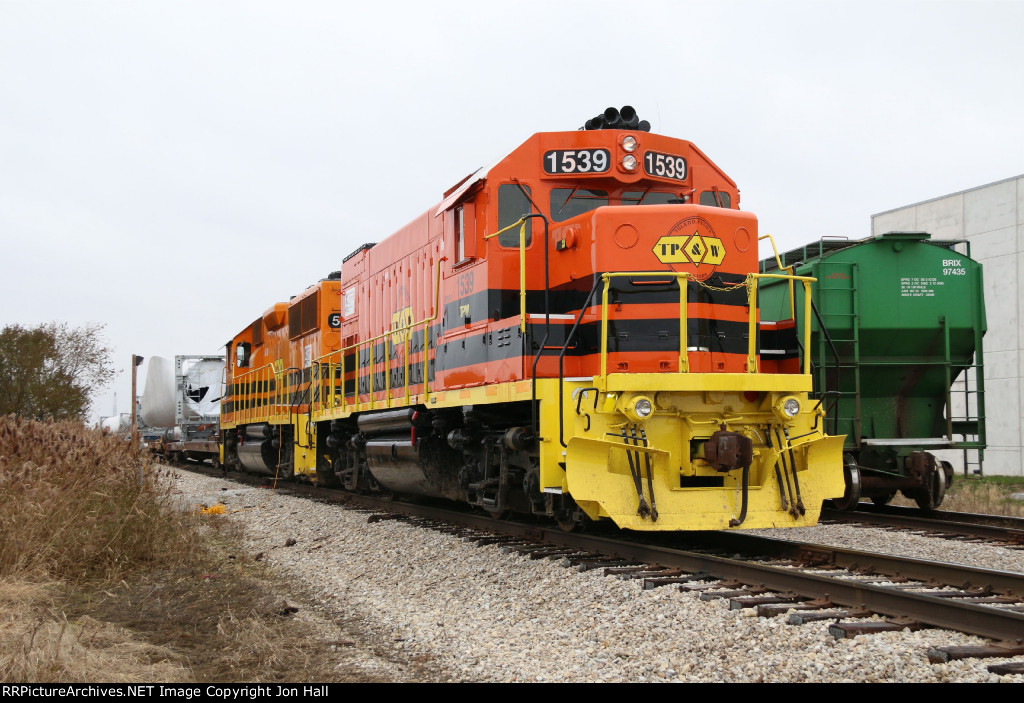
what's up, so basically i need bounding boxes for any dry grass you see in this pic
[0,416,402,683]
[941,476,1024,516]
[0,579,189,683]
[0,416,194,581]
[889,475,1024,516]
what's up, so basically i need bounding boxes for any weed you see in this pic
[0,417,402,683]
[888,475,1024,516]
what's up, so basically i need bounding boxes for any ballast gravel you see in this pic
[169,470,1024,683]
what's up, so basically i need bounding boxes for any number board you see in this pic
[643,151,687,181]
[543,149,610,175]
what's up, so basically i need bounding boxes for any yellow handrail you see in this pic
[759,234,796,319]
[746,275,760,373]
[484,217,530,333]
[224,362,285,425]
[595,270,816,386]
[598,272,693,380]
[750,273,816,375]
[312,257,445,415]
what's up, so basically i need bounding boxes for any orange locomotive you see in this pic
[221,107,846,531]
[221,274,341,482]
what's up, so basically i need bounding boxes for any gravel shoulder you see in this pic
[170,469,1024,683]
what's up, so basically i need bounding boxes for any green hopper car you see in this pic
[759,232,986,510]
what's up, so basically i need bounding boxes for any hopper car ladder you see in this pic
[813,260,862,445]
[810,260,985,476]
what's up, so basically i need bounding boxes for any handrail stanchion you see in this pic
[600,274,611,384]
[678,273,689,373]
[802,279,814,375]
[484,218,529,333]
[747,275,759,373]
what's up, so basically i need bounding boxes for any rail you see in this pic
[594,271,816,389]
[222,362,288,426]
[311,258,444,415]
[484,217,530,333]
[300,230,815,414]
[759,234,796,319]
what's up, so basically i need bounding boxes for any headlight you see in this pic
[773,395,801,421]
[622,154,638,171]
[622,135,637,152]
[621,395,654,423]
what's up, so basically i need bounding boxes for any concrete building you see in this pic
[872,175,1024,476]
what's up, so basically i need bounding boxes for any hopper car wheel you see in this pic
[871,492,896,506]
[940,460,955,490]
[486,508,511,520]
[914,467,946,511]
[832,453,862,511]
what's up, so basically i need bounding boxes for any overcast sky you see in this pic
[1,0,1022,423]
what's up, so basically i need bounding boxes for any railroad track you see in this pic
[822,503,1024,548]
[174,461,1024,671]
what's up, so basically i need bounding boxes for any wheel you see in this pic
[940,460,955,490]
[831,453,862,511]
[914,467,946,511]
[934,469,947,507]
[871,492,895,506]
[316,463,340,488]
[556,507,590,532]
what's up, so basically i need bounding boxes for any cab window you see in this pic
[234,342,251,368]
[498,184,533,247]
[455,205,466,262]
[700,191,732,208]
[550,188,609,222]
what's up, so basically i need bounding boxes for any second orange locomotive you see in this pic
[221,107,846,531]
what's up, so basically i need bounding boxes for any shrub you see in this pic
[0,416,196,581]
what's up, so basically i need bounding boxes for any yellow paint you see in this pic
[295,370,845,532]
[652,233,726,267]
[391,307,414,345]
[561,379,846,530]
[232,253,843,532]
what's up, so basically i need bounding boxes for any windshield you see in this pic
[549,188,685,222]
[622,191,681,206]
[550,188,609,222]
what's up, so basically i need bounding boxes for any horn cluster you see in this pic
[582,106,650,132]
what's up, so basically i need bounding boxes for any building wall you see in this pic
[872,175,1024,476]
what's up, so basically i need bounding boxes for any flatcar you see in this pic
[139,355,224,466]
[221,107,847,531]
[759,232,986,510]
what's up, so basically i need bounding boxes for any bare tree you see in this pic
[0,322,116,421]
